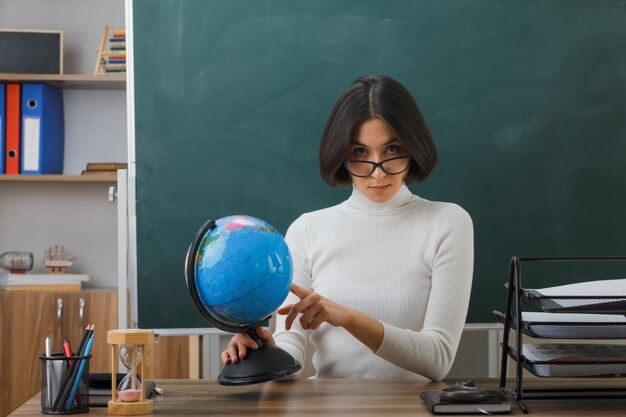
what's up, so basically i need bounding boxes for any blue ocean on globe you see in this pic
[193,215,293,327]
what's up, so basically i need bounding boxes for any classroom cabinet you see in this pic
[144,335,191,380]
[77,290,119,373]
[0,292,56,417]
[0,290,118,417]
[0,289,194,416]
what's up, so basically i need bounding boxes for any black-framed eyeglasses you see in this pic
[343,156,411,177]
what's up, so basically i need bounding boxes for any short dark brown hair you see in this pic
[319,75,437,186]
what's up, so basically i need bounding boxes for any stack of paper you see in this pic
[528,278,626,312]
[523,343,626,377]
[524,343,626,363]
[522,312,626,338]
[0,273,89,291]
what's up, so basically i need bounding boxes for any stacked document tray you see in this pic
[494,311,626,339]
[495,257,626,413]
[521,343,626,378]
[521,278,626,314]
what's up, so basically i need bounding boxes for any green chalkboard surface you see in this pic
[132,0,626,329]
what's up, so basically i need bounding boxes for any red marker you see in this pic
[63,339,73,365]
[63,339,83,407]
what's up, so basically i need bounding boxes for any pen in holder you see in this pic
[40,352,91,414]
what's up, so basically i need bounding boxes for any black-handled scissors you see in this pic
[439,380,489,403]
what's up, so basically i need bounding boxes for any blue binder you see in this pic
[0,83,5,174]
[20,83,64,175]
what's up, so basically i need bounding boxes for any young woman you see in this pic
[222,75,474,381]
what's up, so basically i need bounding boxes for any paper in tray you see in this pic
[522,343,626,377]
[522,361,626,378]
[524,278,626,313]
[521,312,626,339]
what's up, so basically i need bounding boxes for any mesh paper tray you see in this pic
[521,289,626,314]
[506,347,626,378]
[493,310,626,339]
[521,359,626,378]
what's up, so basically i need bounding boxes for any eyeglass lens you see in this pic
[345,157,409,177]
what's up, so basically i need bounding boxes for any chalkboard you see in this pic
[132,0,626,329]
[0,30,63,74]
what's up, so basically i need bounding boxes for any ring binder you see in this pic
[20,83,64,175]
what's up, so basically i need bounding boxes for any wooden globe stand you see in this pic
[107,329,155,415]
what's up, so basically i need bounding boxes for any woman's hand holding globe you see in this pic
[221,327,275,364]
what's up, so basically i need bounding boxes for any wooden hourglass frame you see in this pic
[107,329,155,415]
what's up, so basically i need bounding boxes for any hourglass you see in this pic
[117,344,143,401]
[107,329,155,415]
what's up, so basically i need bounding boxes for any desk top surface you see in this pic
[9,378,626,416]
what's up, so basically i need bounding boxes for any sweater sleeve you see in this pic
[273,215,313,378]
[374,204,474,381]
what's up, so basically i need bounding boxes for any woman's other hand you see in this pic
[221,327,275,364]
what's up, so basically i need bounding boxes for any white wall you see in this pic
[0,0,125,74]
[0,0,126,288]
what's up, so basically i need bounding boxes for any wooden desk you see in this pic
[8,379,626,416]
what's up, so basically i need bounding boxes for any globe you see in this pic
[185,215,301,385]
[185,215,293,332]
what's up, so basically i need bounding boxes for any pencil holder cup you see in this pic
[40,352,91,414]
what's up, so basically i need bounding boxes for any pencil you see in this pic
[65,335,95,410]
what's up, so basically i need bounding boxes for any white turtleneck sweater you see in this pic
[273,184,474,381]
